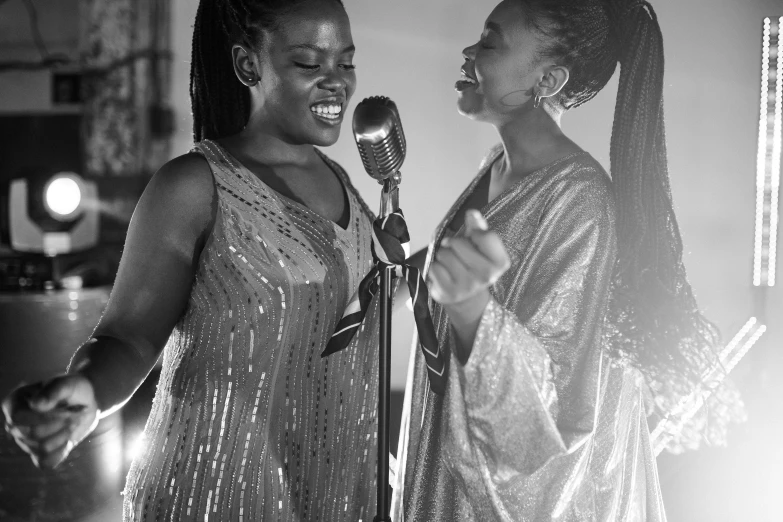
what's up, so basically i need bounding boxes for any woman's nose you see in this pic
[462,43,477,61]
[319,68,347,93]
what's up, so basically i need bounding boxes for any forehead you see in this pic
[485,0,548,55]
[485,0,533,39]
[270,1,353,50]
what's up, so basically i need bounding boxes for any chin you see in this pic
[456,104,485,122]
[287,125,342,147]
[456,96,482,120]
[310,128,342,147]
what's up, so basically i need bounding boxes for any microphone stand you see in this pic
[375,171,400,522]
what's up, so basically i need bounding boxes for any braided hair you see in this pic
[190,0,344,142]
[521,0,721,407]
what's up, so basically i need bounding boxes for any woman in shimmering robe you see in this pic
[391,146,666,521]
[389,0,717,519]
[385,0,740,517]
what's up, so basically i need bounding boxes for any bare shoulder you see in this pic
[150,152,214,203]
[135,152,217,236]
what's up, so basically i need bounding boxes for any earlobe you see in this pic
[231,44,259,87]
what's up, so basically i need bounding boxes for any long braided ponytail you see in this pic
[604,1,721,398]
[520,0,727,433]
[190,0,344,142]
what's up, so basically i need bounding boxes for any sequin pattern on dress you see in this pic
[123,140,380,521]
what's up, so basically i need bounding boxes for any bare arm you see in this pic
[3,152,217,469]
[68,152,216,416]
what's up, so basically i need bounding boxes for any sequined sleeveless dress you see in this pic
[123,140,380,521]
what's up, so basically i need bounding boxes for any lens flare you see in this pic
[127,432,146,462]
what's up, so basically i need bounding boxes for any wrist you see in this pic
[444,288,490,322]
[445,289,491,363]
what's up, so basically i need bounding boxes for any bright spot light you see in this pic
[754,17,782,286]
[127,432,146,462]
[45,176,82,216]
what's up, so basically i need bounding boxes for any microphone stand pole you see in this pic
[375,171,400,522]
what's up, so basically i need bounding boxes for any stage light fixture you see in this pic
[45,174,83,218]
[7,171,99,256]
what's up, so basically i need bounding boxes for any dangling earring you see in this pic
[533,90,543,109]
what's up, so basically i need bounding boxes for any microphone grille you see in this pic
[353,96,406,181]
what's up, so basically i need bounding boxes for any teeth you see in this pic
[311,103,342,118]
[460,72,476,84]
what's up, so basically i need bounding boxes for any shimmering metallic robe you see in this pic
[123,140,379,521]
[391,148,667,521]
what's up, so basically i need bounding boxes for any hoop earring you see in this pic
[533,91,543,109]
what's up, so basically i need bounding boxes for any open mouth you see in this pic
[460,69,477,83]
[310,102,343,122]
[455,69,478,91]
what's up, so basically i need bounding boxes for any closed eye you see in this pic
[294,62,319,70]
[479,37,494,50]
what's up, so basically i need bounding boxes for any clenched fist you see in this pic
[429,209,511,306]
[2,374,100,469]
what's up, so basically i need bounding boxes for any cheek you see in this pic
[479,62,535,108]
[268,75,312,109]
[344,72,357,101]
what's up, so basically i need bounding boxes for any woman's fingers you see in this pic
[27,413,69,439]
[14,418,76,469]
[434,245,472,285]
[464,209,489,234]
[430,210,510,305]
[444,237,496,283]
[2,383,40,425]
[29,377,84,413]
[466,231,511,276]
[431,245,492,304]
[38,439,74,470]
[428,261,452,300]
[39,423,73,455]
[8,430,39,455]
[3,376,99,470]
[462,210,511,274]
[7,423,41,450]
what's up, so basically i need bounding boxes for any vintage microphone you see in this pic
[353,96,405,522]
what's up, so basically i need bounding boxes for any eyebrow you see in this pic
[286,43,356,54]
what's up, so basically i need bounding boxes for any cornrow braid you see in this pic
[519,1,721,403]
[190,0,344,142]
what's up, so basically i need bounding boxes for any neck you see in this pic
[223,111,318,168]
[492,106,576,177]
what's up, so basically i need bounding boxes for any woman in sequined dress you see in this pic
[392,1,732,520]
[3,1,384,520]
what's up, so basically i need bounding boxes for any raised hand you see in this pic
[2,374,100,469]
[429,209,511,306]
[428,209,511,359]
